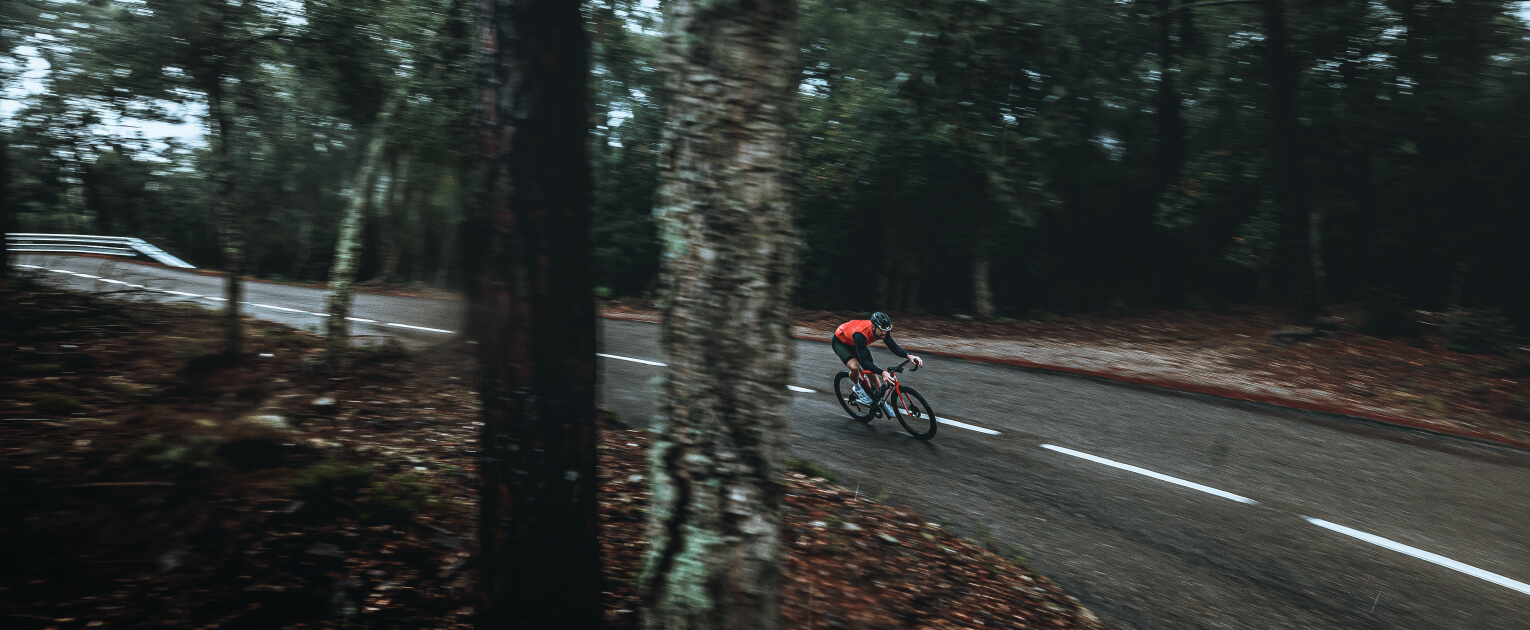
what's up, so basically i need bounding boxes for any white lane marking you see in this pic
[163,290,201,297]
[18,264,40,268]
[384,322,454,334]
[72,273,101,279]
[787,385,816,393]
[1040,444,1256,504]
[597,353,667,367]
[346,316,377,323]
[1306,518,1530,596]
[249,303,308,313]
[99,279,128,285]
[204,296,226,301]
[938,417,1001,435]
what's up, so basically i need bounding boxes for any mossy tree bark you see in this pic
[324,95,401,370]
[473,0,601,628]
[640,1,798,628]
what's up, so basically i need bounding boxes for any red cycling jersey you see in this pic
[834,319,881,345]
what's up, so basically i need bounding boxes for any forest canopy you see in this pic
[5,0,1528,330]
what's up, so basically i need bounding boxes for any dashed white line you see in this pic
[249,302,308,313]
[938,417,1001,435]
[18,264,40,269]
[346,316,377,323]
[163,290,202,297]
[1306,518,1530,596]
[1040,444,1256,504]
[384,322,455,334]
[72,273,101,279]
[597,353,667,367]
[787,385,816,393]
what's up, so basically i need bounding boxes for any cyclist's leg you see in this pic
[833,337,877,404]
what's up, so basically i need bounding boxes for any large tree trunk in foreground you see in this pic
[473,0,600,628]
[210,89,246,357]
[0,133,11,281]
[641,1,798,629]
[324,96,400,369]
[1261,0,1318,326]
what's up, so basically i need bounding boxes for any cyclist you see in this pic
[832,312,924,415]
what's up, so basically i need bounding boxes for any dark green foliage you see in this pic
[6,0,1530,329]
[1362,289,1419,339]
[290,458,374,519]
[361,472,432,524]
[785,456,839,483]
[290,460,431,523]
[28,393,82,415]
[1446,309,1517,355]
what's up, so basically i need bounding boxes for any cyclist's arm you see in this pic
[883,333,910,359]
[851,332,883,373]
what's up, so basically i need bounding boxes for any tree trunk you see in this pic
[474,0,601,628]
[210,87,246,357]
[434,201,458,288]
[0,133,11,281]
[972,249,995,319]
[1260,0,1318,326]
[324,95,401,369]
[290,213,314,279]
[1155,0,1188,198]
[376,149,407,283]
[641,2,798,629]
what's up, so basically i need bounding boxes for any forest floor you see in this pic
[602,300,1530,450]
[0,280,1106,630]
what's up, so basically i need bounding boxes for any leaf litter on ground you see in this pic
[2,279,1108,629]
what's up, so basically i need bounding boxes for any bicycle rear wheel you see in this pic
[893,386,937,440]
[833,371,875,423]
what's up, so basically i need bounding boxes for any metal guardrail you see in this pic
[6,233,197,269]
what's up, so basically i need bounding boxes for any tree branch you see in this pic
[1150,0,1261,19]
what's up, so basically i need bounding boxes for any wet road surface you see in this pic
[18,254,1530,629]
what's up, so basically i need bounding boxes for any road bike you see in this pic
[833,359,938,440]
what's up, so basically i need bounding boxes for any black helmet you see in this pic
[870,312,892,331]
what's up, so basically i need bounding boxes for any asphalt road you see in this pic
[18,254,1530,629]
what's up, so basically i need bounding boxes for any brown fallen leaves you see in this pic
[597,426,1109,630]
[1,279,1105,629]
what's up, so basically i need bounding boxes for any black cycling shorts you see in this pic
[831,337,859,366]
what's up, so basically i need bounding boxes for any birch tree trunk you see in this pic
[210,88,246,357]
[474,0,600,628]
[324,95,401,369]
[641,1,798,628]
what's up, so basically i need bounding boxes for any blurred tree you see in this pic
[639,1,798,628]
[473,0,601,628]
[324,95,400,370]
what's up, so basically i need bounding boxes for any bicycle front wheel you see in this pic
[893,385,937,440]
[833,371,875,423]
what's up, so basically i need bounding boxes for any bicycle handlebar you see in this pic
[890,359,918,373]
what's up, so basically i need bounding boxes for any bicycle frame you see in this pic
[852,360,915,415]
